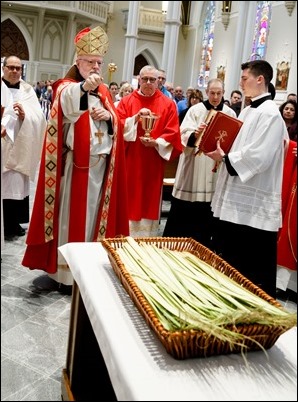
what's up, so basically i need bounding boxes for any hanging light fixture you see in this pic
[284,1,296,16]
[222,1,232,30]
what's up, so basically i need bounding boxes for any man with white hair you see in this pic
[117,65,182,236]
[163,78,236,248]
[22,26,129,292]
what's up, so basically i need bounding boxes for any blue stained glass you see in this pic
[198,1,216,89]
[250,1,272,60]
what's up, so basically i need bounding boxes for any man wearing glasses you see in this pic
[22,26,129,294]
[157,69,173,99]
[117,65,182,237]
[2,56,47,241]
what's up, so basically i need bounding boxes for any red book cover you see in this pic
[195,110,243,154]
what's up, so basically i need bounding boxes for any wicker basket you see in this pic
[101,237,288,360]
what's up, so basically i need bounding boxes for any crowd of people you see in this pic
[1,25,296,301]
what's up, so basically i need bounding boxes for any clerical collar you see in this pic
[203,99,224,111]
[250,93,272,108]
[2,78,20,89]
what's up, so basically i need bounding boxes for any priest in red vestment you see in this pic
[117,65,182,236]
[22,26,129,289]
[277,140,297,295]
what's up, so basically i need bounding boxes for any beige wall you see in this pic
[1,1,297,103]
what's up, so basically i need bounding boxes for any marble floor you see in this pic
[0,181,169,402]
[1,184,296,401]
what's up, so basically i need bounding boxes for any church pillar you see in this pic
[122,1,140,82]
[35,8,45,61]
[65,13,76,64]
[227,2,257,96]
[161,1,182,84]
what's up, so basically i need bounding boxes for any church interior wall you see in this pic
[1,1,297,103]
[207,1,297,103]
[266,2,297,100]
[209,11,237,96]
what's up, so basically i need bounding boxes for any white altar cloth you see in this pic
[59,242,297,401]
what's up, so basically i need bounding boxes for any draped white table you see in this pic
[59,242,297,401]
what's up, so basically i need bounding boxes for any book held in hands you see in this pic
[195,110,243,155]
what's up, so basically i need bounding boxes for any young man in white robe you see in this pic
[205,60,288,299]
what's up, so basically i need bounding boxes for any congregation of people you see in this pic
[1,25,297,302]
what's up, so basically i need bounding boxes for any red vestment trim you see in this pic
[22,80,129,274]
[68,112,90,241]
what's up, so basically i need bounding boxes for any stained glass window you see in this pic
[250,1,272,60]
[198,1,216,89]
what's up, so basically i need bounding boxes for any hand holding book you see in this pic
[195,110,243,156]
[204,140,226,173]
[193,121,208,142]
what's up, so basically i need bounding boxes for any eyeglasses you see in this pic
[5,65,22,72]
[78,59,104,67]
[158,76,166,81]
[140,77,157,83]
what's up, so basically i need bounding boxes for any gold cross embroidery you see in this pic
[95,129,104,144]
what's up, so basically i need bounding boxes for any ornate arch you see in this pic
[134,47,160,75]
[1,17,30,60]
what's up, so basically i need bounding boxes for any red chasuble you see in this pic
[277,140,297,271]
[22,78,129,274]
[117,90,182,221]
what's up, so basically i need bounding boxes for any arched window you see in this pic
[250,1,272,60]
[198,1,216,89]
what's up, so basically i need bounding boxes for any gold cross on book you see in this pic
[95,129,104,144]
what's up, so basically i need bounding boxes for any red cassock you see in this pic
[117,90,182,221]
[22,80,129,274]
[277,140,297,271]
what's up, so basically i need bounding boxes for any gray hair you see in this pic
[139,65,159,78]
[207,78,225,91]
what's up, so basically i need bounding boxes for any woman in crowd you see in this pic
[279,99,297,141]
[179,89,204,124]
[114,82,133,107]
[276,99,297,301]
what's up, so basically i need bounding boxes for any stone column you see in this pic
[227,1,257,96]
[122,1,140,82]
[161,1,182,83]
[65,13,76,64]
